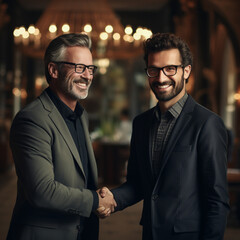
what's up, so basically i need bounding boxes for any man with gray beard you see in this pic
[7,33,116,240]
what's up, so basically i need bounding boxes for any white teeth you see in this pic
[158,85,170,89]
[76,82,86,86]
[75,82,87,89]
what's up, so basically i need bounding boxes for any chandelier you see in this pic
[13,0,152,59]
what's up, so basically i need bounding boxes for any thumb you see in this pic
[99,187,110,198]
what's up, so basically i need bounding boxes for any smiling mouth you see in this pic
[157,84,171,89]
[74,80,88,90]
[153,82,173,90]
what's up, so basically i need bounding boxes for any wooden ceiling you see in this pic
[17,0,169,11]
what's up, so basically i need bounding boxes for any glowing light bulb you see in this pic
[84,24,92,33]
[62,24,70,33]
[13,28,20,37]
[133,32,141,40]
[34,28,40,36]
[105,25,113,33]
[22,31,29,39]
[49,24,57,33]
[19,26,26,35]
[113,33,120,41]
[125,26,133,35]
[100,32,108,40]
[136,27,143,35]
[28,25,35,34]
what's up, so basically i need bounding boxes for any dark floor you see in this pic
[0,168,240,240]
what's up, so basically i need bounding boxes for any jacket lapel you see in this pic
[81,113,98,187]
[143,109,156,184]
[155,96,196,183]
[39,91,86,181]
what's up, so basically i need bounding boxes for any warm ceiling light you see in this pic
[113,33,120,40]
[22,31,29,39]
[133,33,141,40]
[19,26,26,35]
[105,25,113,33]
[12,0,152,59]
[140,29,152,39]
[49,24,57,33]
[28,25,35,34]
[84,24,92,33]
[100,32,108,40]
[62,24,70,33]
[123,34,133,42]
[136,27,143,35]
[125,26,133,35]
[34,28,40,36]
[13,28,20,37]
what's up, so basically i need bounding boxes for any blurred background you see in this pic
[0,0,240,239]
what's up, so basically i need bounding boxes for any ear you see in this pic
[48,62,59,79]
[184,65,191,80]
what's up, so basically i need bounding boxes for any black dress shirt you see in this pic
[46,87,98,211]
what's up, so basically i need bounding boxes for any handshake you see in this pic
[96,187,117,219]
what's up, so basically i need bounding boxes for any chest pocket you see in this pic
[173,145,192,152]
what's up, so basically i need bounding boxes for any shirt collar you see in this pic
[154,93,188,120]
[46,87,84,120]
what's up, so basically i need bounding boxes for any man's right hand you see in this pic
[95,187,116,218]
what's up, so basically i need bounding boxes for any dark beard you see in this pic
[151,74,185,102]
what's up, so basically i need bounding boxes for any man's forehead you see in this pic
[148,49,181,64]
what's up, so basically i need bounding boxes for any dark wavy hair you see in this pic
[44,33,91,84]
[143,33,193,82]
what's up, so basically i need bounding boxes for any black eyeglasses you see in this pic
[145,65,183,78]
[54,61,97,75]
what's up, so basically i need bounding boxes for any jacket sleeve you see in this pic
[112,118,144,211]
[198,114,230,240]
[10,113,94,218]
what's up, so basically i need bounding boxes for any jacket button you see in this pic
[152,195,158,200]
[68,209,74,214]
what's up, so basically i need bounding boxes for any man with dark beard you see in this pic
[7,33,116,240]
[98,33,229,240]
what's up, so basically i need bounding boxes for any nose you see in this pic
[82,67,92,79]
[157,69,168,82]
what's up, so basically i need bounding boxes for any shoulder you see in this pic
[133,107,155,125]
[186,96,226,132]
[12,91,53,126]
[13,98,42,120]
[186,95,223,121]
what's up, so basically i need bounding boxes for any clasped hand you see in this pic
[96,187,116,218]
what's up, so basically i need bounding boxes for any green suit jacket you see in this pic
[7,90,99,240]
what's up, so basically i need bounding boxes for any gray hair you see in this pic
[44,33,92,84]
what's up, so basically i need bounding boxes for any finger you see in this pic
[99,187,107,197]
[113,199,117,207]
[111,205,114,213]
[104,208,111,217]
[96,206,105,213]
[101,187,113,197]
[98,208,111,218]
